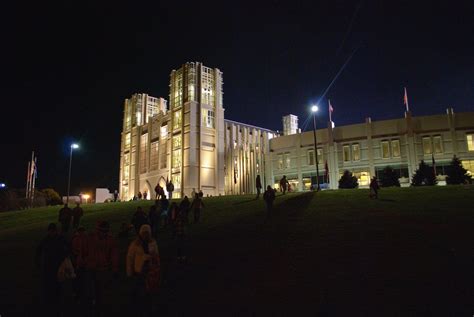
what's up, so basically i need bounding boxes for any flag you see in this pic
[403,87,410,112]
[432,154,436,176]
[328,99,334,122]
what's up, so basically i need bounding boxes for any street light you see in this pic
[311,105,321,191]
[67,143,79,204]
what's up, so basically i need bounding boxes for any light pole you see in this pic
[67,143,79,204]
[311,105,321,191]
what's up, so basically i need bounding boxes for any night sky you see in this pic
[2,0,473,196]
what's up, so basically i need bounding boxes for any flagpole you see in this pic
[404,87,410,112]
[32,156,37,201]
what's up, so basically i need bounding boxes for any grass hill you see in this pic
[1,186,473,315]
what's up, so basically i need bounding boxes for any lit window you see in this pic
[462,160,474,176]
[202,109,215,128]
[307,150,315,165]
[173,135,182,149]
[173,111,182,130]
[284,153,291,168]
[123,154,130,179]
[233,140,237,149]
[343,145,350,162]
[467,134,474,151]
[172,149,181,168]
[381,141,390,159]
[160,125,168,139]
[422,137,432,155]
[125,133,131,149]
[317,148,323,163]
[433,136,443,154]
[352,144,360,161]
[139,134,148,174]
[278,154,283,169]
[150,142,159,171]
[171,174,181,198]
[160,143,167,169]
[391,140,400,157]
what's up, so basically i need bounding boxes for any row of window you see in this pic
[422,136,443,155]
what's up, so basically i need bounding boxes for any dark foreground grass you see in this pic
[1,186,474,316]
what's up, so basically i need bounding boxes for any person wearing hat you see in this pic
[86,221,119,314]
[35,223,69,315]
[127,224,160,315]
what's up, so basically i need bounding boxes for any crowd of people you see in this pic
[35,190,206,316]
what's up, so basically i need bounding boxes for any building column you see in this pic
[366,117,376,178]
[405,111,418,179]
[296,133,303,191]
[447,108,458,156]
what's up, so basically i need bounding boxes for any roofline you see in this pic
[224,119,277,133]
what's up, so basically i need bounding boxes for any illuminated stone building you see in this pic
[119,63,474,200]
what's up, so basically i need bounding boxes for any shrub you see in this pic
[411,160,437,186]
[338,170,359,189]
[446,155,472,185]
[42,188,62,206]
[380,166,401,187]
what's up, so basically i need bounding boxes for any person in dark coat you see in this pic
[154,184,163,200]
[160,195,170,227]
[131,207,149,234]
[58,204,72,233]
[369,176,380,199]
[35,223,69,315]
[113,190,119,202]
[279,175,289,194]
[143,190,148,200]
[198,189,204,198]
[137,191,142,200]
[179,196,191,224]
[166,180,174,200]
[72,203,84,230]
[256,175,262,199]
[263,185,276,220]
[190,193,205,223]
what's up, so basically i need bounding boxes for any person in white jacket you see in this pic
[126,224,160,315]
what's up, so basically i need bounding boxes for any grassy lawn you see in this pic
[1,186,474,316]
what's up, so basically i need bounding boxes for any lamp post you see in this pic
[67,143,79,204]
[311,105,321,191]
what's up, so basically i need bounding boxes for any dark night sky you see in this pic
[2,0,473,195]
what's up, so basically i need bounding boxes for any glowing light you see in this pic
[0,183,6,188]
[71,144,79,149]
[311,105,319,113]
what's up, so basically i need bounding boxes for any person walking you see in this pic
[190,193,205,223]
[179,196,191,224]
[126,224,160,316]
[166,180,174,200]
[369,176,380,199]
[35,223,69,316]
[148,204,160,240]
[143,190,148,200]
[72,203,84,230]
[279,175,289,195]
[154,183,163,200]
[263,185,276,220]
[58,204,72,233]
[86,221,119,315]
[131,207,149,235]
[137,191,142,200]
[71,227,88,304]
[256,175,262,199]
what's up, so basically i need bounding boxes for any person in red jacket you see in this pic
[71,227,88,303]
[86,221,119,314]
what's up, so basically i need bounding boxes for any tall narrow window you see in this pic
[173,111,182,130]
[422,137,432,155]
[160,141,167,169]
[278,154,284,169]
[391,140,401,157]
[160,125,168,139]
[381,141,390,159]
[284,153,291,168]
[202,109,215,128]
[433,136,443,154]
[123,154,130,180]
[352,144,360,161]
[125,133,131,150]
[317,148,323,163]
[467,134,474,151]
[307,150,315,165]
[150,142,159,171]
[172,149,181,168]
[343,145,350,162]
[139,134,148,174]
[173,135,182,149]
